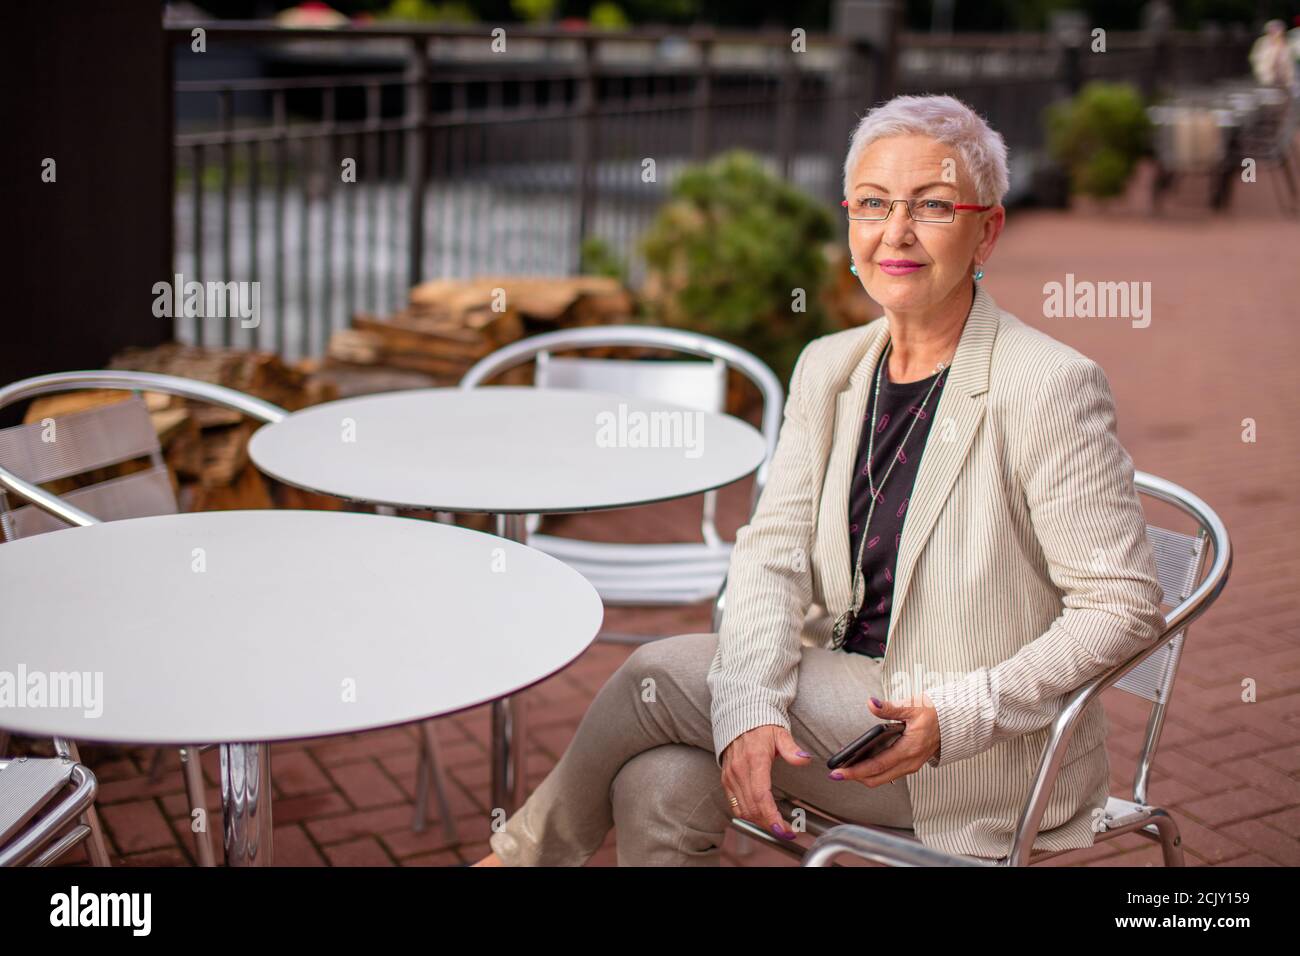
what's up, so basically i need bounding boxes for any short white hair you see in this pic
[842,94,1010,207]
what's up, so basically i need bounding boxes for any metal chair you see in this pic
[0,370,464,852]
[405,327,783,829]
[1232,87,1300,214]
[457,326,784,621]
[721,471,1231,867]
[0,739,99,867]
[0,370,288,866]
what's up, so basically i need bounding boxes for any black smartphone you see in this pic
[827,720,906,770]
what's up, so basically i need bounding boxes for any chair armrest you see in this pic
[0,464,99,529]
[711,571,727,632]
[0,370,289,426]
[803,824,996,867]
[0,370,291,535]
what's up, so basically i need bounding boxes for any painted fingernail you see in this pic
[771,823,789,838]
[796,750,812,758]
[870,697,882,708]
[829,771,845,780]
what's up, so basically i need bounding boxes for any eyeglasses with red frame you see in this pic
[841,197,993,223]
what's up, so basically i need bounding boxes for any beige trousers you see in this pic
[488,631,914,866]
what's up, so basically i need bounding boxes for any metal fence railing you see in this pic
[168,22,1253,362]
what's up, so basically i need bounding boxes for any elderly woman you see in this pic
[475,93,1165,866]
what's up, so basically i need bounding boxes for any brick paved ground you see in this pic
[24,154,1300,867]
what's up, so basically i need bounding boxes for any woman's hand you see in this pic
[720,725,813,841]
[831,693,941,787]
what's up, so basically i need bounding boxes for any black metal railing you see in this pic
[167,22,1252,362]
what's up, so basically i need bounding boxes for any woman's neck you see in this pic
[885,282,974,383]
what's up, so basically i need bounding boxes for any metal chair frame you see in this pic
[406,327,784,827]
[0,739,99,867]
[0,370,288,866]
[717,471,1231,867]
[0,370,465,855]
[458,325,785,626]
[1232,89,1300,213]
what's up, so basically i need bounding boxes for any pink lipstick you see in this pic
[878,259,925,276]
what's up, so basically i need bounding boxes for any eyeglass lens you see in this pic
[846,198,956,222]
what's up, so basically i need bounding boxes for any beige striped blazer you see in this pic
[707,282,1167,860]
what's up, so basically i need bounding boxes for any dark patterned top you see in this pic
[841,353,948,658]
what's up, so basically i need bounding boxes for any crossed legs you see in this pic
[484,630,914,866]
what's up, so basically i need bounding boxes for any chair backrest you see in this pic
[461,326,785,543]
[1108,472,1229,807]
[1112,522,1209,705]
[535,352,730,542]
[1237,89,1298,159]
[1006,470,1230,864]
[0,396,177,541]
[536,354,728,415]
[0,370,288,540]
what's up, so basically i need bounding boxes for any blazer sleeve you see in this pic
[706,341,820,767]
[924,357,1167,769]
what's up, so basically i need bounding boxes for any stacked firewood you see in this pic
[325,274,788,421]
[23,271,851,524]
[22,345,341,513]
[326,275,641,385]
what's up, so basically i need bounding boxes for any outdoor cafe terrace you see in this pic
[2,9,1297,876]
[9,170,1297,867]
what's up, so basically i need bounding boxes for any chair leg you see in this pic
[411,720,459,844]
[1144,808,1185,867]
[1280,150,1300,214]
[63,740,112,867]
[1266,159,1290,215]
[77,803,113,867]
[180,746,216,867]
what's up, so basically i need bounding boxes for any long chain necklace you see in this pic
[831,338,951,650]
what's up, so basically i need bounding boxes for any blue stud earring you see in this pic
[849,255,858,276]
[974,266,984,281]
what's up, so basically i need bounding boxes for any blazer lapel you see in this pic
[813,284,1001,650]
[886,285,1000,650]
[814,319,891,623]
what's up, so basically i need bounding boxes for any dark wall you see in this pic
[0,0,173,416]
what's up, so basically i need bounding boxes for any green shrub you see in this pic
[589,2,630,29]
[638,149,837,386]
[378,0,477,22]
[1046,81,1153,199]
[579,236,627,282]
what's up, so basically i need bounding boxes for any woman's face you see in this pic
[846,133,1004,316]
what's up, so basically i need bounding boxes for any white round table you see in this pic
[247,386,768,513]
[248,386,768,811]
[0,510,602,866]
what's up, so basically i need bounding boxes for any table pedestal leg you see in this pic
[220,742,273,866]
[491,512,531,815]
[490,696,527,814]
